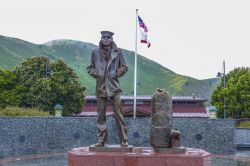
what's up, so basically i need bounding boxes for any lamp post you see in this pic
[217,60,226,119]
[54,104,63,117]
[45,62,53,78]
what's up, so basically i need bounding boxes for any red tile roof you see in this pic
[85,95,207,102]
[81,96,209,118]
[173,105,206,113]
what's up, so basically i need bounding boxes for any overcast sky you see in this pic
[0,0,249,79]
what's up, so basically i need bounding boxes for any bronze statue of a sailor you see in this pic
[87,31,128,147]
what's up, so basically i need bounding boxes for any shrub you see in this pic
[238,121,250,128]
[0,106,50,116]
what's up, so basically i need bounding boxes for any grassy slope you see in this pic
[202,78,220,89]
[0,35,219,99]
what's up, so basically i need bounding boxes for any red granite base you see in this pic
[68,147,211,166]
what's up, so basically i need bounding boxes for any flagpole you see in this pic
[133,9,138,118]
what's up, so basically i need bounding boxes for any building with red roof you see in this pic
[80,95,209,118]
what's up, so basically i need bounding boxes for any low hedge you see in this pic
[0,106,50,116]
[238,121,250,128]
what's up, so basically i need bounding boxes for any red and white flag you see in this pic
[138,15,151,48]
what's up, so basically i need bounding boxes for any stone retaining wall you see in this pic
[0,117,235,159]
[235,128,250,144]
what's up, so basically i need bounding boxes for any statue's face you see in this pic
[101,35,113,46]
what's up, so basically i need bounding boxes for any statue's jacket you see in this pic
[87,42,128,97]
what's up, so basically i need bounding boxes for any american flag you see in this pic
[138,16,148,32]
[138,15,151,47]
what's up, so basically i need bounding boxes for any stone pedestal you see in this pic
[153,147,186,153]
[89,145,133,153]
[68,147,211,166]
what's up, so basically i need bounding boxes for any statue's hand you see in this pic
[116,68,123,77]
[90,68,98,78]
[116,66,127,78]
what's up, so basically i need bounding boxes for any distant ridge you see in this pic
[0,35,219,101]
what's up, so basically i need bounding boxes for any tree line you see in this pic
[0,56,249,118]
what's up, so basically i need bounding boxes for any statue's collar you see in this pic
[99,41,118,52]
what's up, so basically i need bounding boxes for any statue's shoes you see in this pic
[121,141,128,147]
[94,142,105,147]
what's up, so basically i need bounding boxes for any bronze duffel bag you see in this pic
[150,89,172,148]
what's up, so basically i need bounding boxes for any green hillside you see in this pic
[0,35,218,99]
[202,78,221,89]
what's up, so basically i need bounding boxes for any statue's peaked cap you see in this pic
[101,31,114,37]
